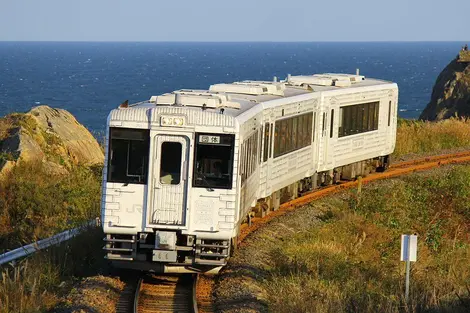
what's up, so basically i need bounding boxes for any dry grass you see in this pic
[394,118,470,158]
[262,166,470,313]
[0,162,101,250]
[0,226,106,313]
[0,117,13,142]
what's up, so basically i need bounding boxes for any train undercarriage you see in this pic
[248,155,391,219]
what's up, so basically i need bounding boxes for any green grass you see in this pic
[263,166,470,313]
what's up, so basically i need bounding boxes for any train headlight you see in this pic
[160,115,185,127]
[173,117,184,126]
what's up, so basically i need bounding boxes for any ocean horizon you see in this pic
[0,41,464,133]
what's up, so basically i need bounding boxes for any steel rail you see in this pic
[133,277,143,313]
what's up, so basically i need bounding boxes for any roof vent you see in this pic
[288,73,365,88]
[149,90,240,109]
[323,73,365,83]
[210,81,285,96]
[288,75,334,87]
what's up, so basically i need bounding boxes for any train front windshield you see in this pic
[193,133,235,189]
[107,128,150,184]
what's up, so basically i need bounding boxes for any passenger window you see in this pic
[388,101,392,126]
[263,123,270,162]
[312,113,315,142]
[160,142,182,185]
[330,109,334,138]
[322,112,326,136]
[269,124,273,158]
[339,101,380,137]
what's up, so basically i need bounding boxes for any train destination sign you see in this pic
[199,135,221,144]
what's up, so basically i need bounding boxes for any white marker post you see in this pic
[400,234,417,302]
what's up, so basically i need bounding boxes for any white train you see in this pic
[101,72,398,273]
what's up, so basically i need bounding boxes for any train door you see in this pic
[260,122,273,197]
[318,110,328,167]
[149,134,189,226]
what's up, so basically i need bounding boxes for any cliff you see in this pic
[0,105,104,176]
[419,53,470,121]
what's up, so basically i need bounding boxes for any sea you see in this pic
[0,42,464,134]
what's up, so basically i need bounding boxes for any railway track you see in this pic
[134,274,198,313]
[116,273,198,313]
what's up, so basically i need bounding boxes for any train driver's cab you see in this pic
[193,133,235,190]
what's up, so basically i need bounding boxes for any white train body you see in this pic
[101,73,398,273]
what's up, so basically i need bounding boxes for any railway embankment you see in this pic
[215,165,470,312]
[1,108,470,312]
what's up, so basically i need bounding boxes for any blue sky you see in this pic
[0,0,469,41]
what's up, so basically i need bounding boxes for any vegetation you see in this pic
[0,162,102,250]
[1,113,470,312]
[394,117,470,158]
[263,166,470,312]
[0,226,105,313]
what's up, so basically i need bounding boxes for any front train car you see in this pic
[101,91,241,273]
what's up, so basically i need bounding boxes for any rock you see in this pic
[0,105,104,175]
[29,106,103,165]
[1,126,44,162]
[420,55,470,121]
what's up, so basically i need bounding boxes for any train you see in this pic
[101,72,398,273]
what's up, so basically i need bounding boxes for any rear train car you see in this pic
[101,73,398,273]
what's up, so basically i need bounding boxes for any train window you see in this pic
[273,112,313,158]
[292,117,298,149]
[312,113,315,142]
[107,128,150,184]
[274,123,280,157]
[193,133,235,189]
[388,101,392,126]
[241,130,259,182]
[330,109,334,138]
[339,101,380,137]
[263,123,270,162]
[259,128,263,164]
[280,120,287,154]
[362,104,369,131]
[269,124,273,158]
[160,142,182,185]
[322,112,326,137]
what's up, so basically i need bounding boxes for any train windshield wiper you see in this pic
[197,172,214,191]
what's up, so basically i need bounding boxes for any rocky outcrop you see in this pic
[420,56,470,121]
[0,105,103,176]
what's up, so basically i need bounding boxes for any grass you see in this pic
[2,111,470,312]
[0,162,102,250]
[394,118,470,158]
[0,226,106,313]
[263,166,470,313]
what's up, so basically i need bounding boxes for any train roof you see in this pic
[117,73,396,120]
